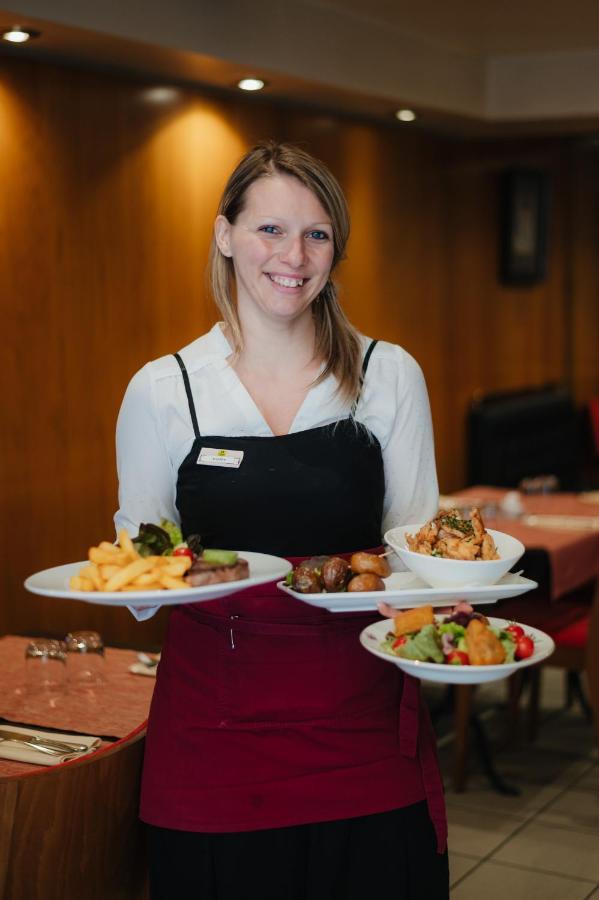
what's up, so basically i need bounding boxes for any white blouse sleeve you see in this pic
[379,349,439,537]
[114,365,179,622]
[114,365,180,534]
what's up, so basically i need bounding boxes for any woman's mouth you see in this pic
[266,273,306,288]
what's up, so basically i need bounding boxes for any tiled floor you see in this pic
[425,667,599,899]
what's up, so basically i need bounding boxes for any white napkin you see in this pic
[523,514,599,531]
[128,662,157,678]
[128,652,160,677]
[0,725,101,767]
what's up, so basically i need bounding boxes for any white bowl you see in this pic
[384,524,524,589]
[360,617,554,685]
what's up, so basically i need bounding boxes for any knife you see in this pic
[0,728,90,753]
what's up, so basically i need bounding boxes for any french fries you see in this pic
[70,529,192,593]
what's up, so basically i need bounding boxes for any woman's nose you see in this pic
[279,235,306,268]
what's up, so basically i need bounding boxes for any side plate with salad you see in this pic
[360,613,555,684]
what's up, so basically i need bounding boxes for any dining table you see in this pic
[435,486,599,792]
[0,635,156,900]
[452,486,599,606]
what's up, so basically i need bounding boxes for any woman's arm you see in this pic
[115,364,179,535]
[114,364,179,621]
[380,349,439,535]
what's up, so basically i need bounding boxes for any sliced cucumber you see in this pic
[202,549,238,566]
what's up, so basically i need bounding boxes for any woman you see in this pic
[115,141,448,898]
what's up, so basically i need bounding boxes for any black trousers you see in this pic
[146,801,449,900]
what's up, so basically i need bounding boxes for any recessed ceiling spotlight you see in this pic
[395,109,417,123]
[143,86,180,104]
[2,25,39,43]
[237,78,265,92]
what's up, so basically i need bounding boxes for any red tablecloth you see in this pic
[0,636,155,777]
[451,487,599,601]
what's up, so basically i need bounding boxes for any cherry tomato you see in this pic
[446,650,469,666]
[505,624,525,640]
[392,635,408,651]
[173,546,194,561]
[515,635,534,660]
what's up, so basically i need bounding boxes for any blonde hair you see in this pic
[209,141,362,402]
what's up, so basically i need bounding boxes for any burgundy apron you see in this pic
[140,344,447,852]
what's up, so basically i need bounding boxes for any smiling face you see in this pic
[214,173,335,326]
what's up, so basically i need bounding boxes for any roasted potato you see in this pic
[350,551,391,578]
[292,565,323,594]
[347,573,385,592]
[321,557,350,592]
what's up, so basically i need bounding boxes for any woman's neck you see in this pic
[220,311,323,436]
[224,309,320,379]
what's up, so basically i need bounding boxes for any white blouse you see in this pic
[115,323,439,619]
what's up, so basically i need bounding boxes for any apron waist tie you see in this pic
[399,674,447,854]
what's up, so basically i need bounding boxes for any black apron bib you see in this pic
[174,341,384,555]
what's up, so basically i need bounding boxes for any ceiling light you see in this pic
[395,109,417,123]
[2,26,38,43]
[237,78,265,92]
[142,86,180,104]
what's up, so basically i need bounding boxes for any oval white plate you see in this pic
[277,572,537,612]
[25,552,291,607]
[360,616,555,684]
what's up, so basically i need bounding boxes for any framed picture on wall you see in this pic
[499,169,549,286]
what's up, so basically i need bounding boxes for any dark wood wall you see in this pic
[1,56,597,647]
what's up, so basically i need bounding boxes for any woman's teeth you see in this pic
[268,274,304,287]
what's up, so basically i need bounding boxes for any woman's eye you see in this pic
[307,230,330,241]
[258,225,281,235]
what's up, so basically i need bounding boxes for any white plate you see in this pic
[277,571,537,612]
[25,552,291,608]
[360,616,555,685]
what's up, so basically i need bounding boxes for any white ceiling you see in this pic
[312,0,599,55]
[3,0,599,130]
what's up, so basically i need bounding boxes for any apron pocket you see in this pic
[223,619,400,724]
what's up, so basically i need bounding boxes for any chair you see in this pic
[447,385,593,792]
[589,397,599,456]
[581,397,599,488]
[526,580,599,744]
[467,384,581,490]
[449,579,597,792]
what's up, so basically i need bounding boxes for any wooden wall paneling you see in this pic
[441,141,572,489]
[341,127,451,488]
[2,54,598,645]
[0,60,279,646]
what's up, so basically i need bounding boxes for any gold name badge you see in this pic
[197,447,244,468]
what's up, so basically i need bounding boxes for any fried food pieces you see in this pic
[70,530,192,593]
[406,508,499,561]
[393,605,434,637]
[385,604,510,666]
[465,618,506,665]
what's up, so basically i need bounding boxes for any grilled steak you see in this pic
[186,557,249,587]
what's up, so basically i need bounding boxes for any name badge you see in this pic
[197,447,244,468]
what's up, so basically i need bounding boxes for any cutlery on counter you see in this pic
[0,728,90,754]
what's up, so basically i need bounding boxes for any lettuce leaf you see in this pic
[396,624,444,663]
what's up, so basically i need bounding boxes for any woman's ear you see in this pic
[214,215,233,257]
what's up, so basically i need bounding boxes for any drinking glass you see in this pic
[24,639,67,695]
[518,474,559,495]
[64,631,106,689]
